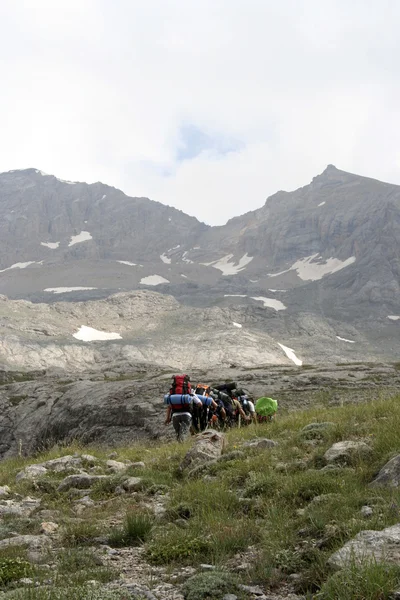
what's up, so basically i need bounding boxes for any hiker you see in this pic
[164,392,202,441]
[255,397,278,422]
[236,390,257,424]
[232,396,251,425]
[193,388,217,432]
[164,374,201,442]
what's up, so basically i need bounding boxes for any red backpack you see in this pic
[170,374,191,395]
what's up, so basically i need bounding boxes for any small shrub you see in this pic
[62,521,101,547]
[0,557,33,586]
[182,571,242,600]
[146,530,210,565]
[166,502,192,520]
[244,472,280,497]
[3,583,131,599]
[317,561,400,600]
[109,512,153,547]
[57,548,104,573]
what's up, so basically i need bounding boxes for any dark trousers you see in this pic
[172,413,192,442]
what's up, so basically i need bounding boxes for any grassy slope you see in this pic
[0,394,399,598]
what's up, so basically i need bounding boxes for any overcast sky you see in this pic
[0,0,399,225]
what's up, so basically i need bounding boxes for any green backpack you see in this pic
[255,397,278,417]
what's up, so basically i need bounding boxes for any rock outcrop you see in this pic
[370,455,400,488]
[329,524,400,569]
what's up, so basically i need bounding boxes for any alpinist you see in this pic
[164,374,202,442]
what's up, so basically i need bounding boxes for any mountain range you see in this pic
[0,165,399,371]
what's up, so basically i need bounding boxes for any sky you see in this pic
[0,0,399,225]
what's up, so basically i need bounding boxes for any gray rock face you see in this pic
[329,524,400,568]
[370,455,400,488]
[0,376,164,460]
[0,166,399,369]
[0,362,399,462]
[323,441,372,465]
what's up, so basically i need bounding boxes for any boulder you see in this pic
[329,524,400,569]
[370,454,400,488]
[16,465,47,481]
[361,506,373,518]
[57,474,110,492]
[122,477,143,492]
[40,521,59,534]
[180,431,226,471]
[300,422,335,439]
[0,486,10,497]
[323,441,372,465]
[106,459,129,473]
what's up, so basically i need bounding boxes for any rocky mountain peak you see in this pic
[0,165,399,369]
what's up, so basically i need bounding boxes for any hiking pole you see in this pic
[238,413,241,429]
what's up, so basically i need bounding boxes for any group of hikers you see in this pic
[164,374,278,442]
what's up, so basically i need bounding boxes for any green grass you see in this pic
[317,561,400,600]
[108,511,153,547]
[0,393,400,596]
[1,584,131,599]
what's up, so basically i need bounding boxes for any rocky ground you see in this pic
[0,362,399,460]
[0,393,399,599]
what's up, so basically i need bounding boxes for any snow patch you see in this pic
[41,241,60,249]
[36,170,49,176]
[181,274,188,278]
[278,343,302,366]
[182,251,193,264]
[203,253,253,275]
[268,254,356,281]
[117,261,137,267]
[318,201,326,207]
[68,231,92,247]
[160,254,171,264]
[73,326,122,341]
[336,336,356,343]
[0,261,37,273]
[250,279,259,283]
[232,322,242,328]
[268,289,286,292]
[140,275,170,286]
[57,177,77,185]
[251,296,287,311]
[388,316,400,321]
[45,287,97,294]
[101,194,106,200]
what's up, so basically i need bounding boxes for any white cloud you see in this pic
[1,1,400,224]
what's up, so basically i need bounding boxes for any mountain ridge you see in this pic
[0,164,399,369]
